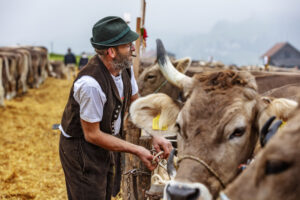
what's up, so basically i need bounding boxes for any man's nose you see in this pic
[130,44,135,51]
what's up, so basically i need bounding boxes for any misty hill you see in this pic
[150,17,300,66]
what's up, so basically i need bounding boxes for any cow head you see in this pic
[151,39,262,199]
[221,106,300,200]
[138,56,191,99]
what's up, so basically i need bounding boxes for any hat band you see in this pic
[100,27,130,45]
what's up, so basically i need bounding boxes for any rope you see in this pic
[154,80,168,93]
[177,155,226,188]
[152,151,164,165]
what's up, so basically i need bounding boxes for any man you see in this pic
[78,52,89,70]
[263,55,270,71]
[64,48,77,78]
[64,48,76,65]
[59,16,172,200]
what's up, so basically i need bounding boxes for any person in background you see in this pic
[264,55,270,71]
[78,52,89,70]
[64,48,76,66]
[59,16,172,200]
[64,48,77,78]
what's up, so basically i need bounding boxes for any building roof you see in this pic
[261,42,288,58]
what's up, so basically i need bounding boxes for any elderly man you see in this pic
[58,16,172,200]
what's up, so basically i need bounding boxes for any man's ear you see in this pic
[107,47,117,58]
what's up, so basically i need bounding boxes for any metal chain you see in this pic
[124,169,136,200]
[125,171,131,200]
[124,168,151,176]
[123,150,164,199]
[123,169,151,200]
[145,192,162,200]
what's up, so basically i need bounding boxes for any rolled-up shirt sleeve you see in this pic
[73,76,106,123]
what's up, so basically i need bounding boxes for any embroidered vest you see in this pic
[61,55,132,138]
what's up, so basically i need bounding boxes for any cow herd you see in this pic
[1,41,299,199]
[0,46,72,107]
[129,39,300,200]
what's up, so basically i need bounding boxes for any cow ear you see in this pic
[129,93,180,137]
[261,96,272,104]
[262,97,298,121]
[172,57,191,73]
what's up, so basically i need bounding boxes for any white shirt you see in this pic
[59,66,138,137]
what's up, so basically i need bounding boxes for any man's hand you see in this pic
[152,135,173,159]
[136,146,157,171]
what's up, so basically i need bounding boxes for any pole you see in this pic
[141,0,146,54]
[133,17,141,80]
[141,0,146,27]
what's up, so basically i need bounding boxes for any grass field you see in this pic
[49,53,81,64]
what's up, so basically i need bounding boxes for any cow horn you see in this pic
[167,149,177,180]
[260,116,283,147]
[156,39,192,89]
[219,192,231,200]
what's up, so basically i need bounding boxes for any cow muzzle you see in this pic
[163,180,212,200]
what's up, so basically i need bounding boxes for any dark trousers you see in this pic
[59,134,114,200]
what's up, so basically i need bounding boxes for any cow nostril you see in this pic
[166,185,200,200]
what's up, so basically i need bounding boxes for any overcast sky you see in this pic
[1,0,299,59]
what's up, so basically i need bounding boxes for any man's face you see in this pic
[111,43,135,71]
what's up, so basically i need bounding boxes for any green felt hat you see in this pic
[90,16,139,50]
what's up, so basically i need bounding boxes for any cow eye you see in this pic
[265,160,291,175]
[147,74,156,80]
[229,127,246,140]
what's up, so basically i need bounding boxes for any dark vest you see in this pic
[61,55,132,138]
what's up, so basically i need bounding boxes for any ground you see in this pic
[0,77,71,199]
[0,76,124,200]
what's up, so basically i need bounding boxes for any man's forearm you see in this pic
[85,130,140,155]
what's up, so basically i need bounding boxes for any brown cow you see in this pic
[19,46,49,88]
[129,39,298,200]
[262,82,300,102]
[0,47,31,95]
[220,106,300,200]
[15,48,30,94]
[139,56,300,102]
[50,60,69,79]
[0,51,18,99]
[0,55,10,100]
[8,47,31,94]
[35,46,53,79]
[0,57,4,106]
[32,46,48,83]
[138,57,191,99]
[252,71,300,94]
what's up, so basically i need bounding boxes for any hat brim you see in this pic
[91,30,139,50]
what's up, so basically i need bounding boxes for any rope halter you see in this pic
[177,155,226,188]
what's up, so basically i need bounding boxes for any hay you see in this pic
[0,77,124,200]
[0,77,71,199]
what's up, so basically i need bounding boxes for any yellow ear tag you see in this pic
[152,114,168,130]
[280,121,286,129]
